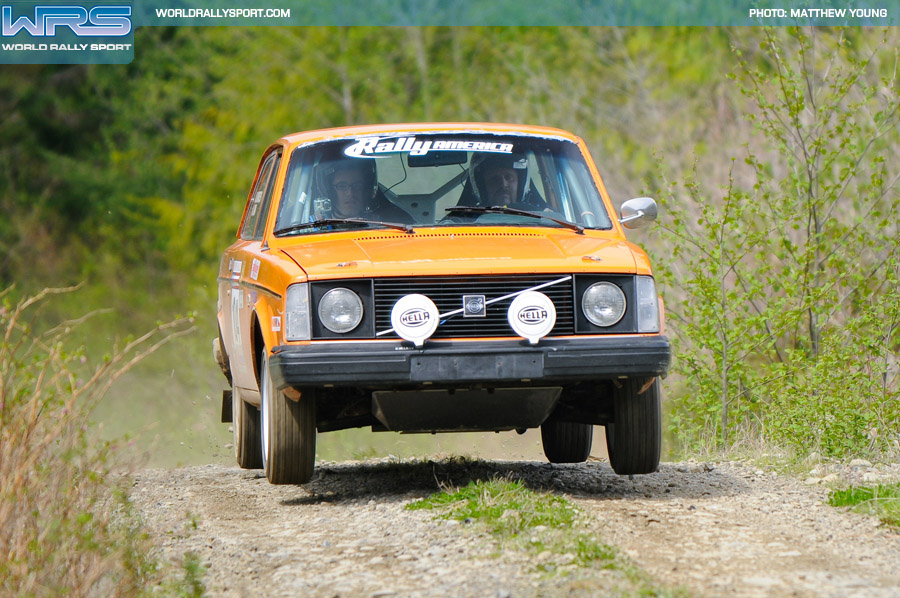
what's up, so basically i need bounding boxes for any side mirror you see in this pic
[618,197,658,229]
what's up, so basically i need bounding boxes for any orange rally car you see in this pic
[214,123,670,484]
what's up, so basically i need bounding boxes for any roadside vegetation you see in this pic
[0,286,204,596]
[654,27,900,461]
[408,478,689,596]
[829,484,900,530]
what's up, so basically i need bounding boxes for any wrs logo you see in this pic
[1,5,132,37]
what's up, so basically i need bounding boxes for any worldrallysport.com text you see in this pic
[154,8,291,19]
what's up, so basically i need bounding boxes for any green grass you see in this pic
[410,478,581,539]
[408,479,689,596]
[828,484,900,529]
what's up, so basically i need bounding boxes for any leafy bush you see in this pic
[657,27,900,459]
[0,285,197,597]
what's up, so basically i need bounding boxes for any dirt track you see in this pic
[131,459,900,598]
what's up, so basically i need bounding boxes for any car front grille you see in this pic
[373,274,575,339]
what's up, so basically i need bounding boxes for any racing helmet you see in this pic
[468,152,530,206]
[319,158,378,200]
[315,155,379,218]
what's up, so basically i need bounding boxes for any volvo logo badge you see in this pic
[462,294,486,317]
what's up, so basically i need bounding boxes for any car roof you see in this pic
[279,122,581,149]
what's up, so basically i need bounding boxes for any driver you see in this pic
[469,153,547,210]
[320,158,413,223]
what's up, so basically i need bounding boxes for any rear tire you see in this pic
[260,351,316,484]
[541,421,593,463]
[605,377,661,475]
[232,386,262,469]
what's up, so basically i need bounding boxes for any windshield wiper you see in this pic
[274,218,414,236]
[444,205,584,234]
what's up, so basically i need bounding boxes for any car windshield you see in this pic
[274,132,613,236]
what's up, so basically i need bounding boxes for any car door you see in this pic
[226,148,282,394]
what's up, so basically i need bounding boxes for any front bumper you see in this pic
[269,336,670,390]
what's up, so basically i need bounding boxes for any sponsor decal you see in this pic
[271,316,281,332]
[250,258,260,281]
[462,294,486,318]
[345,136,514,158]
[400,308,430,328]
[230,288,242,350]
[517,306,549,325]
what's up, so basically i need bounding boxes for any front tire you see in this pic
[232,386,262,469]
[260,351,316,484]
[541,421,593,463]
[605,377,661,475]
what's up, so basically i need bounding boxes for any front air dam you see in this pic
[371,387,561,433]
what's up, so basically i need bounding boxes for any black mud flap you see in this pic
[221,389,233,423]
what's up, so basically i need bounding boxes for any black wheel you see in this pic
[232,386,262,469]
[605,377,661,475]
[541,421,593,463]
[260,351,316,484]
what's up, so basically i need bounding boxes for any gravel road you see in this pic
[131,458,900,598]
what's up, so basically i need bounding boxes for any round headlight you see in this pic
[318,288,363,333]
[582,282,626,327]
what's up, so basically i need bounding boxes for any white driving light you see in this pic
[285,283,311,341]
[391,294,439,347]
[507,291,556,345]
[582,282,626,327]
[636,276,660,333]
[318,287,364,333]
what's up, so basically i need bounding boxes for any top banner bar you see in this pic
[3,0,897,65]
[133,0,900,27]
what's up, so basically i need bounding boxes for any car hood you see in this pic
[278,228,641,279]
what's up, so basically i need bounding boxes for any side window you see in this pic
[240,152,277,240]
[253,151,282,239]
[274,148,317,231]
